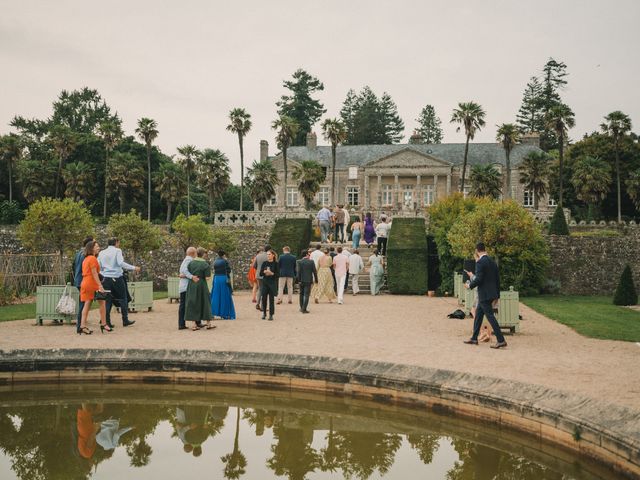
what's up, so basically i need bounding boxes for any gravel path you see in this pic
[1,291,638,410]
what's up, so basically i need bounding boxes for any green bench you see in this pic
[35,284,79,326]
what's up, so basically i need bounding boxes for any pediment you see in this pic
[365,147,452,168]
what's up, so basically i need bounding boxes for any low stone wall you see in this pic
[0,349,637,479]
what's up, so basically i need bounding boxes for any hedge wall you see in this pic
[268,218,312,259]
[386,218,428,294]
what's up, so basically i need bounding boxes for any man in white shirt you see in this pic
[332,246,350,304]
[178,247,200,330]
[310,243,324,268]
[375,218,391,256]
[98,238,140,327]
[348,249,365,295]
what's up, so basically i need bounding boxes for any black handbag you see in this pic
[94,290,111,301]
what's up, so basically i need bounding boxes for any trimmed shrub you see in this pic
[268,218,312,259]
[613,264,638,306]
[548,205,569,235]
[172,213,212,251]
[107,210,163,265]
[386,218,428,294]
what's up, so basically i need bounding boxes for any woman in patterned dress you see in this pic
[313,248,337,304]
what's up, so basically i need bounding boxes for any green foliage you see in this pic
[276,69,326,146]
[17,198,93,257]
[626,169,640,211]
[386,218,428,294]
[172,213,212,250]
[293,160,325,208]
[469,164,502,199]
[571,156,611,220]
[269,218,311,260]
[447,200,549,294]
[210,228,238,256]
[450,101,486,192]
[519,151,552,210]
[548,205,569,235]
[0,200,25,224]
[197,148,231,219]
[414,105,443,144]
[155,162,186,222]
[245,159,278,211]
[340,87,404,145]
[516,76,544,134]
[227,108,252,210]
[108,152,145,213]
[107,210,162,263]
[213,184,254,212]
[613,264,638,306]
[62,161,94,202]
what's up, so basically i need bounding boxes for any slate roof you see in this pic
[270,143,542,169]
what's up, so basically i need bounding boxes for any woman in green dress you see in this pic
[185,248,213,330]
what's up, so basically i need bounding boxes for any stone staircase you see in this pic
[311,241,387,294]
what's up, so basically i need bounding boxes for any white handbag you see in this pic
[56,285,76,315]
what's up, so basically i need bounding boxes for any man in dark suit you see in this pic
[277,246,297,304]
[464,242,507,349]
[296,249,318,313]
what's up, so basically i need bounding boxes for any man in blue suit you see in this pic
[464,242,507,349]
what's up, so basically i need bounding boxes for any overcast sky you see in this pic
[2,0,639,182]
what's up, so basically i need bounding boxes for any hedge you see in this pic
[386,218,428,294]
[268,218,312,259]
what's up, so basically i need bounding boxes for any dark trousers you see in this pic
[103,276,129,325]
[377,237,387,255]
[334,223,344,242]
[472,300,505,343]
[179,291,187,328]
[299,282,312,311]
[261,282,277,315]
[256,278,263,306]
[76,299,85,333]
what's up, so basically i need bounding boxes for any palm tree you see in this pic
[48,124,77,198]
[0,133,22,202]
[62,162,94,202]
[245,159,278,211]
[496,123,520,199]
[220,407,247,479]
[97,119,124,218]
[292,160,325,208]
[469,164,502,199]
[155,162,186,222]
[198,148,231,220]
[321,118,347,205]
[176,145,199,216]
[519,151,551,210]
[135,118,159,221]
[17,159,55,203]
[271,115,299,210]
[450,102,486,193]
[626,169,640,212]
[544,103,575,208]
[107,152,145,213]
[571,155,612,221]
[227,108,252,212]
[601,111,632,222]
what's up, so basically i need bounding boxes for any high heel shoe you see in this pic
[100,324,113,333]
[78,326,92,335]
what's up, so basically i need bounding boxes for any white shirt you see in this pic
[348,254,364,274]
[179,255,195,293]
[375,222,391,238]
[310,249,324,268]
[98,246,135,278]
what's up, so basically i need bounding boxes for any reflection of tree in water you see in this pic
[117,402,170,467]
[266,413,320,480]
[446,439,564,480]
[221,407,247,479]
[331,431,402,479]
[319,417,339,473]
[407,434,440,465]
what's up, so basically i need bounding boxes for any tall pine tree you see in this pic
[415,105,443,143]
[380,93,405,143]
[516,77,544,134]
[340,87,404,145]
[276,69,326,146]
[540,58,569,151]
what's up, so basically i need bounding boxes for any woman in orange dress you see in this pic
[79,240,110,334]
[247,249,259,303]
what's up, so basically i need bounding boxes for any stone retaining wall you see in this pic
[0,349,637,479]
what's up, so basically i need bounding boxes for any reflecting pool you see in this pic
[0,383,619,479]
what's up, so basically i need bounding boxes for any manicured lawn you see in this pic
[0,292,168,323]
[521,295,640,342]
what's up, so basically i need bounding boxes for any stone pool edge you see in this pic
[0,348,638,478]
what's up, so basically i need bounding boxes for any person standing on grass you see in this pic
[79,241,109,334]
[73,236,94,333]
[296,248,318,313]
[277,246,297,305]
[185,248,214,330]
[375,217,390,256]
[333,246,349,304]
[259,250,279,321]
[178,247,200,330]
[464,242,507,349]
[253,245,270,311]
[348,249,364,295]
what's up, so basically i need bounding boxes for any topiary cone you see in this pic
[613,264,638,306]
[548,205,569,235]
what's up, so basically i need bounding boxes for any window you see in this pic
[548,197,557,207]
[381,184,393,206]
[266,195,277,207]
[523,190,534,207]
[348,166,358,180]
[286,187,299,207]
[346,186,359,206]
[423,185,434,206]
[402,184,414,207]
[317,186,329,206]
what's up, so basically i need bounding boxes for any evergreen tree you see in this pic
[415,105,443,144]
[177,145,199,216]
[245,159,278,211]
[519,151,551,210]
[97,118,124,218]
[450,102,486,193]
[340,87,404,145]
[226,108,252,211]
[539,58,569,151]
[271,115,299,210]
[107,152,145,213]
[155,162,185,222]
[496,123,520,199]
[0,133,22,202]
[292,160,325,208]
[62,161,94,203]
[545,103,575,208]
[571,155,612,220]
[321,118,347,205]
[626,169,640,211]
[548,204,569,235]
[340,89,358,141]
[276,69,326,146]
[613,264,638,306]
[469,164,502,199]
[516,77,544,134]
[379,93,405,143]
[197,148,231,220]
[601,111,633,222]
[135,117,159,221]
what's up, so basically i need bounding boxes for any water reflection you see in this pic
[0,387,607,480]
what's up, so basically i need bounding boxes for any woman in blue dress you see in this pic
[210,250,236,320]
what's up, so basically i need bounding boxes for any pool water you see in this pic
[0,384,617,479]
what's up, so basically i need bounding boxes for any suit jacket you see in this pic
[468,255,500,302]
[278,253,297,278]
[296,258,318,284]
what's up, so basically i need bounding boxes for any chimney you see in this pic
[306,131,317,149]
[260,140,269,161]
[520,132,540,148]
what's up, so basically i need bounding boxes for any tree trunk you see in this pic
[187,167,191,217]
[505,148,511,200]
[239,134,244,212]
[615,139,621,222]
[331,143,336,206]
[460,136,470,192]
[533,188,539,210]
[147,144,152,221]
[55,155,63,198]
[283,148,288,210]
[8,160,12,202]
[166,202,173,223]
[208,189,214,222]
[103,148,109,219]
[119,189,125,213]
[558,136,564,208]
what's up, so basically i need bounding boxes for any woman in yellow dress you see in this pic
[313,248,336,303]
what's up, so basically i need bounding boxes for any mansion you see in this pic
[260,132,555,212]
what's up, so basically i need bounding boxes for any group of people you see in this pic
[315,206,391,255]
